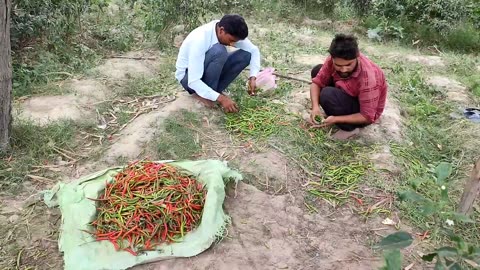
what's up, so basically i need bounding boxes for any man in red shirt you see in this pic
[310,34,387,140]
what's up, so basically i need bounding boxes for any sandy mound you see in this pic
[16,95,93,124]
[67,79,108,100]
[359,97,403,143]
[96,50,161,80]
[369,145,401,175]
[384,53,445,67]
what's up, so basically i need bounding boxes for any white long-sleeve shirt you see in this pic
[175,20,261,101]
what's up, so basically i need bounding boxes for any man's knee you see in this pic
[319,86,337,106]
[208,44,228,59]
[311,64,323,79]
[235,49,251,65]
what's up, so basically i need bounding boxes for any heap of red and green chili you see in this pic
[87,161,206,256]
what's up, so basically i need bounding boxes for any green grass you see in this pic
[223,79,374,206]
[156,110,202,160]
[465,74,480,97]
[0,120,78,191]
[373,63,480,244]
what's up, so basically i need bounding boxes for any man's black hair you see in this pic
[328,34,359,60]
[218,14,248,40]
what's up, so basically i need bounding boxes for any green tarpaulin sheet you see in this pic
[43,160,242,270]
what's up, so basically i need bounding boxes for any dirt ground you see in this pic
[1,20,473,270]
[134,183,383,270]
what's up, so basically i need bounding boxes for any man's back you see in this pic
[175,20,218,82]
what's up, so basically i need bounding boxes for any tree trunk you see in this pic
[0,0,12,153]
[458,158,480,215]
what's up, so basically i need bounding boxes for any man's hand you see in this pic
[322,116,337,126]
[247,77,256,96]
[310,107,323,124]
[217,95,239,113]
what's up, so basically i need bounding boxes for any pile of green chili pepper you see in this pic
[88,161,206,256]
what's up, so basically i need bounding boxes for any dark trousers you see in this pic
[181,44,251,95]
[312,64,367,132]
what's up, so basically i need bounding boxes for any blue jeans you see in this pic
[181,43,251,95]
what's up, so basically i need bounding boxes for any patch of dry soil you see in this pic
[359,97,403,143]
[96,51,160,80]
[134,182,382,270]
[0,192,63,270]
[16,51,162,125]
[102,93,201,165]
[237,149,300,194]
[385,53,445,67]
[286,89,311,116]
[405,55,445,67]
[16,79,109,124]
[294,33,332,48]
[294,54,327,67]
[16,95,94,124]
[67,79,108,100]
[427,76,471,105]
[369,145,400,175]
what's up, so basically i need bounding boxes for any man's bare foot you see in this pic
[192,94,216,108]
[331,128,360,140]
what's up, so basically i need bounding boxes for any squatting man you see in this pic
[309,34,387,140]
[175,14,260,113]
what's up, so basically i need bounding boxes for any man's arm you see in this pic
[309,57,333,122]
[310,83,321,111]
[187,41,221,101]
[327,113,369,125]
[235,38,261,78]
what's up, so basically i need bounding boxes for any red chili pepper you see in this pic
[124,248,137,256]
[92,161,206,255]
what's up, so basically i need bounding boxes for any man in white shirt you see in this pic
[175,14,261,113]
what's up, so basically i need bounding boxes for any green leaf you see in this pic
[468,246,480,257]
[434,259,446,270]
[436,247,458,257]
[399,191,427,202]
[435,162,453,184]
[450,235,467,251]
[376,232,413,250]
[452,213,475,223]
[381,250,402,270]
[447,262,462,270]
[422,253,438,262]
[420,201,438,216]
[409,178,424,189]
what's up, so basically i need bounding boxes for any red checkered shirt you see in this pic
[312,53,387,123]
